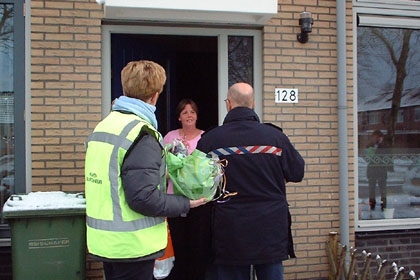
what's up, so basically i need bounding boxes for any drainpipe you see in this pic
[336,0,349,250]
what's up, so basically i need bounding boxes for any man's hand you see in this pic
[189,198,207,208]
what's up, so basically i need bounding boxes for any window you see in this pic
[0,0,25,242]
[397,110,404,123]
[0,3,14,208]
[228,36,253,87]
[415,107,420,121]
[356,12,420,228]
[368,112,380,125]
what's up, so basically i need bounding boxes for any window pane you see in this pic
[0,4,14,223]
[415,108,420,121]
[357,25,420,220]
[228,36,253,87]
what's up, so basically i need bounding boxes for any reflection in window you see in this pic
[0,4,14,223]
[357,25,420,220]
[368,112,380,125]
[228,36,253,87]
[397,110,404,123]
[415,108,420,121]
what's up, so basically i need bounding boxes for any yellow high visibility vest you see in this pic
[85,111,166,259]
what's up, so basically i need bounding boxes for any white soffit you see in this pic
[102,0,278,25]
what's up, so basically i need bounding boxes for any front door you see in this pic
[110,34,219,134]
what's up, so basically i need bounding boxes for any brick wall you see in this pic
[30,0,104,279]
[355,230,420,279]
[30,0,103,193]
[86,255,105,279]
[263,1,354,279]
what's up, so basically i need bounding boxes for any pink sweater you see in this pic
[163,129,204,194]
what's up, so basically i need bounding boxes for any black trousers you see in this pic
[103,259,155,280]
[166,203,213,280]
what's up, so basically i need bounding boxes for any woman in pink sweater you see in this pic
[163,99,213,280]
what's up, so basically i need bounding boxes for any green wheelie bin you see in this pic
[2,191,86,280]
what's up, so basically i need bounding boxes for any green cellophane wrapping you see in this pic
[166,149,221,201]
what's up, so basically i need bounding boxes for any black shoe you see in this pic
[369,199,376,210]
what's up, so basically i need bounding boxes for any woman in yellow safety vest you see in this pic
[85,60,207,280]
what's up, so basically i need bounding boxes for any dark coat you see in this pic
[366,141,392,179]
[122,128,190,218]
[197,107,305,265]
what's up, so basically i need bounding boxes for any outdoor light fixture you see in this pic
[297,11,313,43]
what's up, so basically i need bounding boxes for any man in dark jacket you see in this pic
[197,82,305,280]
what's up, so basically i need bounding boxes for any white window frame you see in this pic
[353,5,420,231]
[101,25,262,125]
[354,0,420,10]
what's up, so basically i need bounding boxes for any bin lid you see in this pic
[2,191,86,218]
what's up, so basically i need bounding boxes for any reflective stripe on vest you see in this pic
[86,118,164,232]
[209,145,283,157]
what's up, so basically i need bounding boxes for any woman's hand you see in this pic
[189,197,207,208]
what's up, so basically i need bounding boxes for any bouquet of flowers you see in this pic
[165,139,225,201]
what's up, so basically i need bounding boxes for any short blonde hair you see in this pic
[121,60,166,101]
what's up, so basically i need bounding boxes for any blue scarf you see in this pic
[112,96,158,130]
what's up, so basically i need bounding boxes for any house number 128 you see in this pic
[275,88,298,103]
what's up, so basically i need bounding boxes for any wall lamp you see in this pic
[297,11,314,43]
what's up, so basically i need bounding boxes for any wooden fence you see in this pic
[327,232,419,280]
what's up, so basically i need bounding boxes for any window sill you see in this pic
[357,218,420,232]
